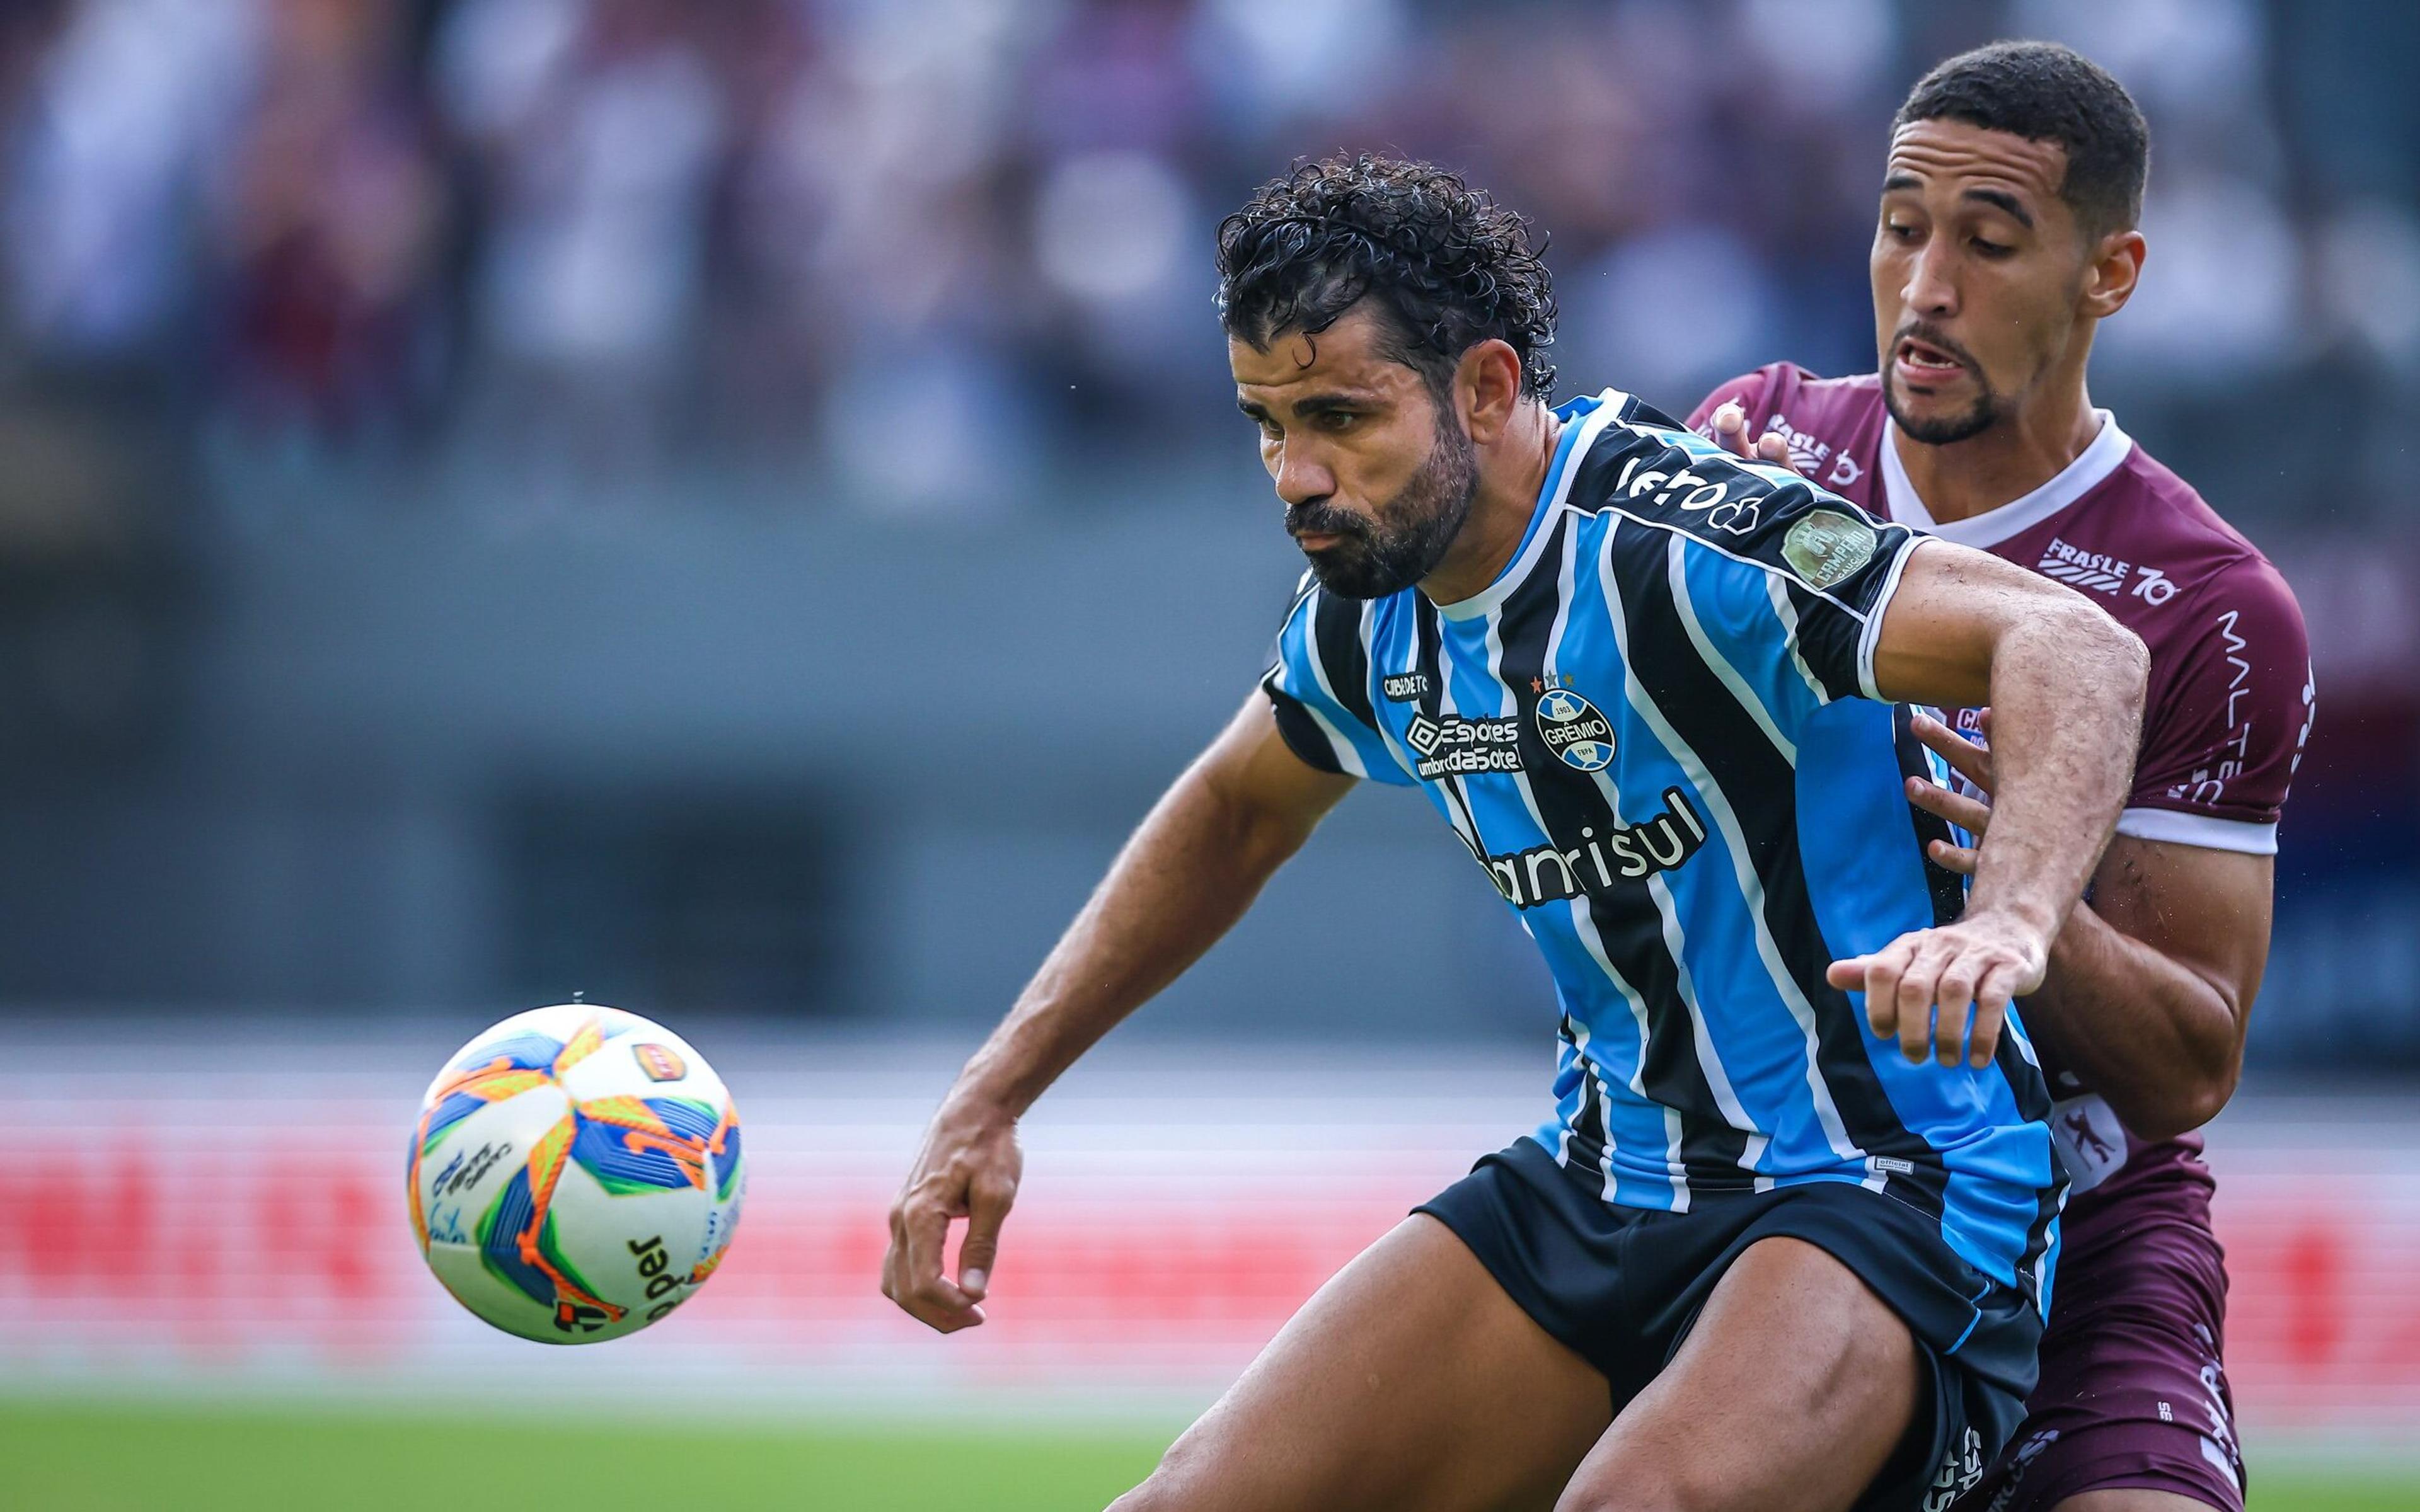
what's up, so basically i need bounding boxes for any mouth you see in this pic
[1293,532,1346,552]
[1894,336,1970,388]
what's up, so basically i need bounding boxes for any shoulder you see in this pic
[2094,444,2314,831]
[2094,446,2307,655]
[1573,396,1823,524]
[1567,397,1914,607]
[1685,364,1882,435]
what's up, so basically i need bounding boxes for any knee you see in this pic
[1556,1493,1717,1512]
[1104,1474,1173,1512]
[1108,1470,1161,1509]
[1104,1465,1180,1512]
[1103,1436,1218,1512]
[1554,1467,1725,1512]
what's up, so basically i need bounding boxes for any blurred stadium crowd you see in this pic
[0,0,2415,1063]
[4,0,2417,496]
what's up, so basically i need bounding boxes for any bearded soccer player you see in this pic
[1693,42,2313,1512]
[884,154,2151,1512]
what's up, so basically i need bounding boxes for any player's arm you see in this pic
[1908,730,2267,1137]
[882,695,1354,1333]
[1826,542,2149,1067]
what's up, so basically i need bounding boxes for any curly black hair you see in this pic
[1216,155,1558,401]
[1896,42,2148,239]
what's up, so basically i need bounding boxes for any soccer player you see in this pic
[1692,42,2313,1512]
[884,154,2152,1512]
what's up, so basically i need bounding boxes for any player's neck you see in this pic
[1891,383,2102,527]
[1420,401,1562,607]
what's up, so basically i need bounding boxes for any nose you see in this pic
[1903,237,1959,321]
[1272,439,1335,510]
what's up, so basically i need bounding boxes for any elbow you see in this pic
[2117,622,2151,701]
[2123,1050,2244,1142]
[2058,598,2150,701]
[2182,1044,2245,1131]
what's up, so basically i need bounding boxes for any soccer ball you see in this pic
[407,1004,744,1344]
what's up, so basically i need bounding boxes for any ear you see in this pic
[1456,338,1526,446]
[2080,229,2146,321]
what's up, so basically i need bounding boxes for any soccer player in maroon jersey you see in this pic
[1693,42,2312,1512]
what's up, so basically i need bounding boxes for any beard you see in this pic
[1288,408,1480,600]
[1881,322,2005,445]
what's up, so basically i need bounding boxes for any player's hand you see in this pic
[1826,905,2046,1068]
[1904,711,1995,876]
[882,1092,1023,1334]
[1707,399,1799,471]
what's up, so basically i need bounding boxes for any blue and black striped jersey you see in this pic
[1262,389,2061,1310]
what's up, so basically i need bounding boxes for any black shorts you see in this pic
[1417,1140,2044,1512]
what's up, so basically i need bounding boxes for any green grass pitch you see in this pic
[3,1400,2412,1511]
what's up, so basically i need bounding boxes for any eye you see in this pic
[1315,411,1356,433]
[1883,217,1921,242]
[1971,236,2012,257]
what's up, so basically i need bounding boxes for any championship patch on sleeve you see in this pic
[1782,508,1878,589]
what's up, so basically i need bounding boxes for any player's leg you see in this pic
[1109,1213,1611,1512]
[1955,1234,2243,1512]
[1553,1236,1923,1512]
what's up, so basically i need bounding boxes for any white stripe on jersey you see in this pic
[1496,529,1764,1188]
[1764,574,1833,705]
[1668,535,1798,766]
[1596,515,1874,1176]
[1855,534,1931,702]
[1582,504,1887,627]
[1498,526,1692,1205]
[1286,600,1371,780]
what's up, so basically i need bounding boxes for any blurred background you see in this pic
[1,0,2414,1508]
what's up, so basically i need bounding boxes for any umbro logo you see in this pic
[1403,713,1523,779]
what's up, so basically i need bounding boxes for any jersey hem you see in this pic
[2112,806,2278,856]
[1857,533,1932,701]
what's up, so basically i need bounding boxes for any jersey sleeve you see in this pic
[2116,556,2312,854]
[1259,576,1415,786]
[1685,365,1784,434]
[1604,410,1928,711]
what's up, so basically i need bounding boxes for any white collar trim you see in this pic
[1436,389,1624,621]
[1881,410,2133,547]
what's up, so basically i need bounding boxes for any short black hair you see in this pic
[1894,41,2149,238]
[1216,154,1557,401]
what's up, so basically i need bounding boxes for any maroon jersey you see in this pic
[1686,365,2313,1261]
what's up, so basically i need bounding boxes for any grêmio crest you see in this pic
[1534,687,1616,772]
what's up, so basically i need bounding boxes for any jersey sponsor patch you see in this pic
[1405,712,1523,779]
[1782,508,1878,588]
[1460,786,1707,908]
[2051,1093,2130,1194]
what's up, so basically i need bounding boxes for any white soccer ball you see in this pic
[407,1004,744,1344]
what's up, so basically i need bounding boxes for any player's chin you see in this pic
[1888,381,1997,445]
[1303,546,1403,600]
[1889,370,1972,414]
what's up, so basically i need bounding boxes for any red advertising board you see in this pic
[1,1058,2412,1436]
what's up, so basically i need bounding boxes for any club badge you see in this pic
[1535,687,1616,772]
